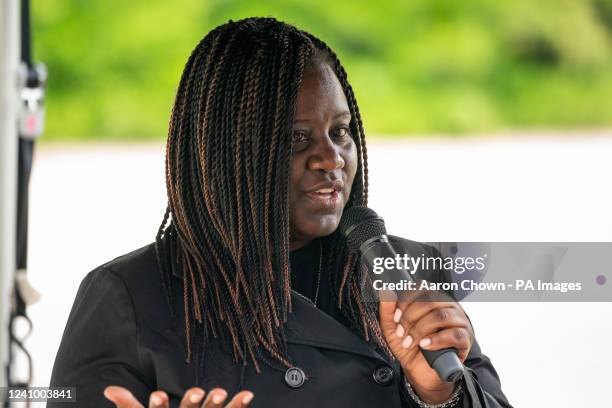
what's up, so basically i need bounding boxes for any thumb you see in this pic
[104,386,144,408]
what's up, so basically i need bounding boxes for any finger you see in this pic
[223,391,255,407]
[393,302,461,353]
[419,327,473,361]
[399,286,433,303]
[148,391,169,408]
[379,289,431,336]
[382,296,437,342]
[394,288,426,311]
[104,386,144,408]
[456,302,474,333]
[179,387,206,408]
[400,300,458,332]
[201,388,228,408]
[407,307,467,345]
[392,288,449,323]
[377,287,398,303]
[378,296,399,335]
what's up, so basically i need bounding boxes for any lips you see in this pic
[313,187,336,194]
[305,180,344,209]
[306,179,344,194]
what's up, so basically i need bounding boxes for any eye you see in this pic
[292,129,309,145]
[333,125,351,139]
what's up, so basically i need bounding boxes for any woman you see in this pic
[49,17,511,408]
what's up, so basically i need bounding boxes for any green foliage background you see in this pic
[33,0,612,140]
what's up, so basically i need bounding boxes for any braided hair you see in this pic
[154,17,393,379]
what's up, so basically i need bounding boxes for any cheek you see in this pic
[342,142,359,194]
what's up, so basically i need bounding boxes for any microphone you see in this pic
[339,206,464,383]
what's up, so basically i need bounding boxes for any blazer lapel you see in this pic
[285,290,388,363]
[172,262,388,363]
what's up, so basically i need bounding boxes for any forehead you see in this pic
[294,62,349,120]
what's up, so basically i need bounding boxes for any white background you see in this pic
[20,132,612,407]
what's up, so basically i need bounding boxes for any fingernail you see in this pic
[242,393,254,404]
[212,393,227,404]
[189,391,204,403]
[393,308,402,323]
[420,338,432,348]
[402,335,413,348]
[395,324,404,338]
[150,395,163,407]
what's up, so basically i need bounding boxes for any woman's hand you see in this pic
[104,385,254,408]
[379,289,474,404]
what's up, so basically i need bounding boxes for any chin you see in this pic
[305,214,341,238]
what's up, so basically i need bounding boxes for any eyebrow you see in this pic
[334,110,352,119]
[293,110,352,123]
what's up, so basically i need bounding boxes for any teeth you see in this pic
[315,188,334,193]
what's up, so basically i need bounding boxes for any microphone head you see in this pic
[339,206,387,252]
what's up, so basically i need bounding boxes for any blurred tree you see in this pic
[33,0,612,140]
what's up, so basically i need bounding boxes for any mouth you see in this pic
[304,181,344,209]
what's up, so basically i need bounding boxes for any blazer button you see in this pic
[285,367,306,388]
[372,364,395,386]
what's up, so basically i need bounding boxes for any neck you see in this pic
[289,238,313,251]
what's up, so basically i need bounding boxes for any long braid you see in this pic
[156,17,392,377]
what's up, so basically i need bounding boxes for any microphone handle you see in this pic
[360,236,465,383]
[421,347,464,383]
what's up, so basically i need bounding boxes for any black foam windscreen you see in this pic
[339,206,387,252]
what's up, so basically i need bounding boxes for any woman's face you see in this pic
[288,61,358,250]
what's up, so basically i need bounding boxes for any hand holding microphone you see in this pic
[339,206,474,405]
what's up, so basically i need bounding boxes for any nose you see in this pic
[307,134,345,171]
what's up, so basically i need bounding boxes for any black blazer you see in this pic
[49,237,512,407]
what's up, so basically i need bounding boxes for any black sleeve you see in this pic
[397,339,512,408]
[459,340,513,408]
[48,266,153,407]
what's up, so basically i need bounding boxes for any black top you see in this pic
[289,238,351,329]
[289,238,321,304]
[49,237,512,407]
